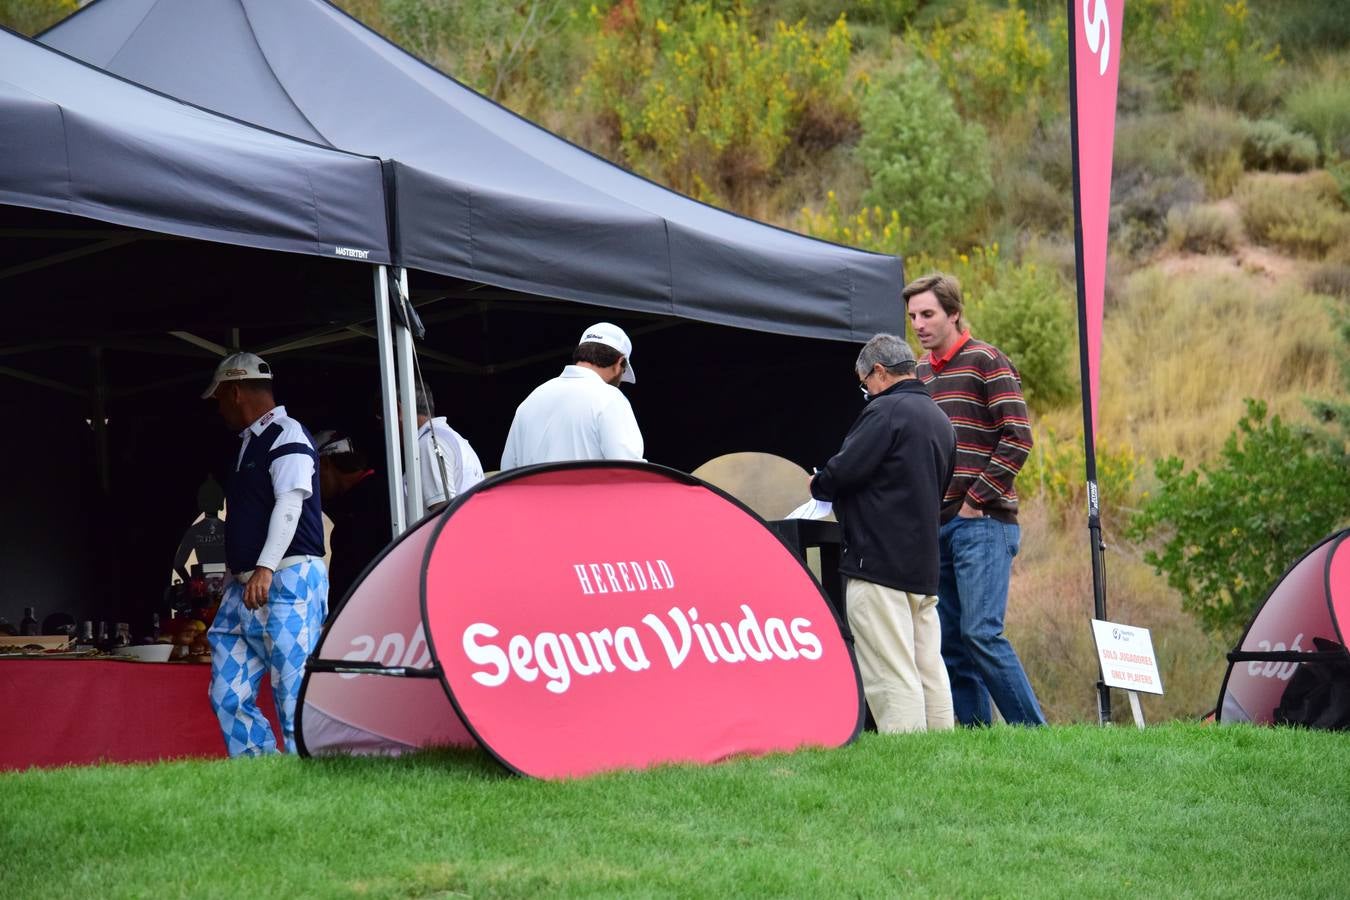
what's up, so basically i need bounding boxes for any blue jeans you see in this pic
[937,516,1045,726]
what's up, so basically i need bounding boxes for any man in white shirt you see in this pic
[412,383,485,515]
[499,322,644,469]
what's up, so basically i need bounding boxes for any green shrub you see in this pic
[1307,264,1350,301]
[796,194,909,257]
[972,260,1077,411]
[772,0,918,29]
[1123,0,1282,113]
[1236,173,1350,259]
[998,168,1073,234]
[1113,114,1189,180]
[582,1,854,206]
[1257,0,1350,54]
[0,0,76,34]
[1332,158,1350,212]
[1165,204,1241,255]
[1241,120,1318,173]
[1111,169,1205,258]
[1283,75,1350,162]
[1129,399,1350,638]
[912,0,1061,125]
[858,62,992,255]
[1019,426,1142,522]
[1173,105,1247,198]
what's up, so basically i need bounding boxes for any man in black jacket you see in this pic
[810,334,956,732]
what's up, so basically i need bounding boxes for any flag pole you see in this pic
[1067,0,1113,725]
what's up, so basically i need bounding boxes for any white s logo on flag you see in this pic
[1083,0,1111,76]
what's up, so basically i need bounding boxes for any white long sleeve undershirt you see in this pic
[255,489,305,572]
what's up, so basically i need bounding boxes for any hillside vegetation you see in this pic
[7,0,1350,720]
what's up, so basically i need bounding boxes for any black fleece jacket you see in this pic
[810,379,955,595]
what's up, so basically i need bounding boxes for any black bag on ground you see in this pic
[1273,637,1350,730]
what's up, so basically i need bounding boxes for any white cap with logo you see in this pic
[579,322,636,384]
[201,351,272,399]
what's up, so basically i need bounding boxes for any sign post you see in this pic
[1090,619,1164,728]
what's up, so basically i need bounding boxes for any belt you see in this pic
[234,554,321,584]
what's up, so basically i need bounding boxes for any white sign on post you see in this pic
[1091,619,1164,728]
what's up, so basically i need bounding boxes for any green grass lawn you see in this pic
[4,725,1346,898]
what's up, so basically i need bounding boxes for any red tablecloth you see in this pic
[0,657,279,770]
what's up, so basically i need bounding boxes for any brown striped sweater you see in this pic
[916,336,1033,524]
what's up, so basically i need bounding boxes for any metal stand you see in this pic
[373,264,407,537]
[1127,691,1145,729]
[393,267,422,521]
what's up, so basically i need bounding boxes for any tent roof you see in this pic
[0,26,390,265]
[42,0,903,341]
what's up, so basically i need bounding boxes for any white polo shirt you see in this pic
[499,365,644,469]
[236,406,315,498]
[418,416,485,512]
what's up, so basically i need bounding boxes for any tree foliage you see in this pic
[582,0,854,205]
[858,62,992,256]
[912,0,1060,124]
[1129,399,1350,637]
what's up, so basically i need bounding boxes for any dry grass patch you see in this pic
[1164,202,1242,254]
[1236,171,1350,259]
[1008,497,1227,724]
[1085,264,1340,465]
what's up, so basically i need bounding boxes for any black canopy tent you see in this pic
[4,7,904,628]
[0,28,401,627]
[41,0,902,343]
[40,0,904,517]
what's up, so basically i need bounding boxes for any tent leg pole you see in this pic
[374,265,407,537]
[394,267,422,522]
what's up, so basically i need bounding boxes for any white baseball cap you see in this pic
[579,322,636,384]
[201,351,272,399]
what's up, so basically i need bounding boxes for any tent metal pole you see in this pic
[395,267,423,523]
[373,265,407,537]
[168,331,229,356]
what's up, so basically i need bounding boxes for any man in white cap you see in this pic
[499,322,644,469]
[200,352,328,757]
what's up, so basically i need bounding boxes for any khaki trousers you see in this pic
[846,578,954,733]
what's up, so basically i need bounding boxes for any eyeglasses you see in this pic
[859,360,911,397]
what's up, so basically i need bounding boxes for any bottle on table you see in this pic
[76,621,96,652]
[19,607,39,636]
[113,623,131,649]
[96,621,111,652]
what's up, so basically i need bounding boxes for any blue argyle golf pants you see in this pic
[207,560,328,757]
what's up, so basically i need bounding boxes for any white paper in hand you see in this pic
[784,497,833,520]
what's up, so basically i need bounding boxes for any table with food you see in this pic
[0,565,279,771]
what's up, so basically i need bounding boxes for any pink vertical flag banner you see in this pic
[1070,0,1124,438]
[1069,0,1125,724]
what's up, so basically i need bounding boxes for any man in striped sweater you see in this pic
[904,273,1047,726]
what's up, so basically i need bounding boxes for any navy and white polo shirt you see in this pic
[224,405,325,574]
